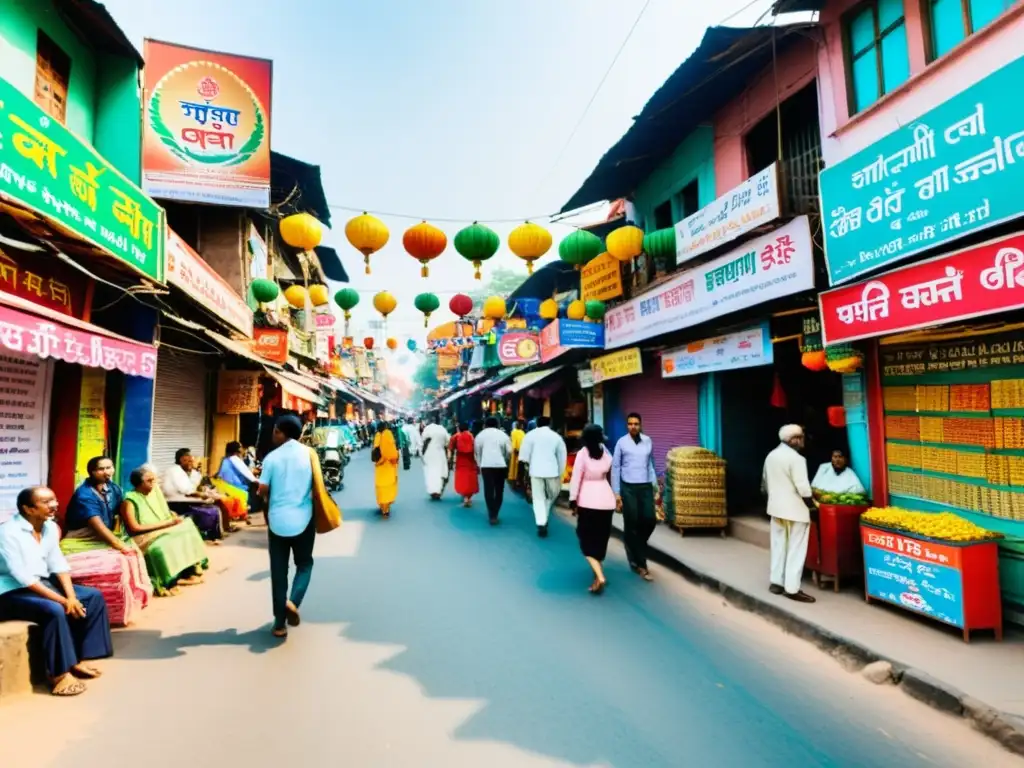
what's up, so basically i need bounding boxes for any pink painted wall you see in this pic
[712,35,819,195]
[818,0,1024,167]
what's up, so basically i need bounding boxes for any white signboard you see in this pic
[604,216,815,350]
[675,164,780,266]
[167,230,254,337]
[591,384,604,429]
[661,324,773,378]
[577,368,595,389]
[0,351,52,523]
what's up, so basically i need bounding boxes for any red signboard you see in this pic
[0,247,86,318]
[860,526,962,569]
[253,327,287,363]
[821,231,1024,345]
[540,320,564,364]
[498,332,540,365]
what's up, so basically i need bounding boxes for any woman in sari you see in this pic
[449,423,479,508]
[508,420,526,491]
[120,466,208,596]
[373,422,400,518]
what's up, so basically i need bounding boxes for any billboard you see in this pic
[142,40,272,207]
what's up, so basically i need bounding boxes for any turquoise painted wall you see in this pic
[94,52,142,184]
[632,125,716,230]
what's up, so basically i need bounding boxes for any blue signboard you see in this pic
[558,319,604,348]
[820,55,1024,285]
[862,540,964,628]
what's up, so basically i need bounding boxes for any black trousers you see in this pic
[268,517,316,628]
[620,482,657,570]
[481,467,507,521]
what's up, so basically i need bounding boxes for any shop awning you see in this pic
[265,369,326,406]
[0,289,157,378]
[505,366,564,395]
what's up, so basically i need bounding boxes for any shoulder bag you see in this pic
[307,447,342,534]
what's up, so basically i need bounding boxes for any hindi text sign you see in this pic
[591,347,642,383]
[581,252,623,301]
[216,370,260,413]
[167,230,253,336]
[253,327,287,363]
[661,323,773,378]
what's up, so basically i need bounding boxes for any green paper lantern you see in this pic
[642,227,676,264]
[585,299,606,321]
[250,278,280,304]
[558,229,603,268]
[454,222,500,280]
[414,292,441,328]
[334,287,360,320]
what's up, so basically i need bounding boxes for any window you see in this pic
[652,200,673,229]
[677,180,700,219]
[928,0,1014,61]
[34,31,71,123]
[844,0,911,114]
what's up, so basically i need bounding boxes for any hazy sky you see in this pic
[107,0,775,365]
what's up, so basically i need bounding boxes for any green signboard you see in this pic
[0,76,164,282]
[820,55,1024,286]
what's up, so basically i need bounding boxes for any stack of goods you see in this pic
[991,379,1024,409]
[916,385,949,412]
[886,442,921,470]
[862,507,1003,542]
[949,384,990,411]
[65,549,153,626]
[815,490,870,506]
[825,343,863,373]
[882,386,916,411]
[663,446,727,531]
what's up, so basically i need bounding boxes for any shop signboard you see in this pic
[0,351,52,522]
[216,370,260,414]
[142,40,273,208]
[581,252,623,301]
[821,230,1024,345]
[253,327,288,363]
[661,323,772,378]
[605,216,815,350]
[820,56,1024,285]
[591,383,604,428]
[861,526,965,628]
[540,319,605,364]
[879,328,1024,378]
[578,368,595,389]
[676,164,780,266]
[75,367,105,488]
[591,347,642,384]
[167,230,253,337]
[0,247,87,318]
[497,332,540,365]
[0,76,165,282]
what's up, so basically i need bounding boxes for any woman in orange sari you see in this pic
[373,423,400,518]
[448,423,479,509]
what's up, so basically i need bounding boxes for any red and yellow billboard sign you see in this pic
[142,40,272,208]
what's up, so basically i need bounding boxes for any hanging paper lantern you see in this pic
[373,291,397,318]
[250,278,279,304]
[539,298,559,321]
[279,213,323,251]
[334,287,360,320]
[386,337,398,350]
[363,336,375,350]
[566,299,586,321]
[482,296,506,320]
[606,224,645,263]
[309,284,330,306]
[449,293,473,318]
[406,339,417,352]
[558,229,603,270]
[403,221,448,277]
[508,221,552,275]
[454,222,500,280]
[643,228,676,265]
[801,350,828,372]
[585,299,606,321]
[345,212,390,275]
[414,292,441,328]
[284,284,308,309]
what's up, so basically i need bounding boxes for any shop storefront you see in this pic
[151,346,211,473]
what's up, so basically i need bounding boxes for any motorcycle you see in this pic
[320,428,345,492]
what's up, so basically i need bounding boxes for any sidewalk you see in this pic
[560,505,1024,754]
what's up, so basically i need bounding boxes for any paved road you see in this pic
[0,451,1017,767]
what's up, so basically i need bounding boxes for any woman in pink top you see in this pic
[569,424,616,594]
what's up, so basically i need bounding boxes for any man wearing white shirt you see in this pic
[811,449,866,497]
[518,416,567,538]
[762,424,817,603]
[475,416,513,524]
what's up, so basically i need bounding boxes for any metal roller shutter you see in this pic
[151,348,210,474]
[616,366,699,474]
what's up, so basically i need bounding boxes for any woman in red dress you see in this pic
[449,423,479,508]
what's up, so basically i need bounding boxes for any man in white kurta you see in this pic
[518,416,567,537]
[420,418,450,499]
[403,421,423,457]
[811,449,866,496]
[762,425,816,603]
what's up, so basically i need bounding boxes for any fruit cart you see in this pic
[806,499,869,592]
[860,508,1003,642]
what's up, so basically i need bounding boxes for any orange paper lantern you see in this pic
[403,221,447,278]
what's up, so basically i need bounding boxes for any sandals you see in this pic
[271,626,288,638]
[51,676,87,697]
[637,568,654,582]
[71,664,102,680]
[285,601,301,627]
[588,579,607,595]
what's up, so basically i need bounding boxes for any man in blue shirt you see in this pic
[611,412,661,582]
[259,414,315,638]
[0,486,113,696]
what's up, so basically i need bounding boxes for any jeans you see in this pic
[268,517,316,628]
[481,467,507,521]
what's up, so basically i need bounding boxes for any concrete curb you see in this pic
[599,517,1024,757]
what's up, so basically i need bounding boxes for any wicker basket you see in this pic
[663,446,728,533]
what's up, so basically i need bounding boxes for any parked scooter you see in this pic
[320,428,345,492]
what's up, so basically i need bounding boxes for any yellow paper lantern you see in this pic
[539,298,558,321]
[308,284,330,306]
[482,296,507,320]
[606,224,645,263]
[508,221,552,275]
[279,213,323,251]
[345,212,390,275]
[373,291,397,317]
[284,284,308,309]
[567,299,586,321]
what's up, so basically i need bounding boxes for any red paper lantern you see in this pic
[769,374,787,409]
[801,350,828,372]
[827,406,847,428]
[449,293,473,318]
[363,336,375,350]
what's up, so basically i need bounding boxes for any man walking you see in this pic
[421,417,450,500]
[611,412,659,581]
[519,416,567,538]
[475,416,512,524]
[762,424,816,603]
[258,414,315,638]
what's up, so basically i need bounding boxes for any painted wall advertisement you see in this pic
[581,252,624,301]
[661,323,773,378]
[216,370,260,414]
[861,526,965,628]
[605,216,815,350]
[675,163,780,266]
[820,56,1024,285]
[591,347,642,384]
[0,76,165,282]
[0,351,51,523]
[498,332,540,365]
[142,40,273,208]
[167,229,253,336]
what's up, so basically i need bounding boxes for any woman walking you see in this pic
[568,424,616,594]
[373,422,400,518]
[449,423,479,509]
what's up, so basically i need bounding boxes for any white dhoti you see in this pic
[770,517,810,595]
[531,477,562,526]
[423,449,448,495]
